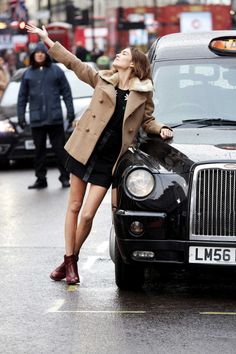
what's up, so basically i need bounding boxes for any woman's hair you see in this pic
[130,47,151,81]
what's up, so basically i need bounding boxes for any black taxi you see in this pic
[110,31,236,289]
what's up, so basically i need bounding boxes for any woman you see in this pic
[26,24,173,285]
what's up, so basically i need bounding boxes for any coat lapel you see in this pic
[124,91,146,120]
[100,84,116,106]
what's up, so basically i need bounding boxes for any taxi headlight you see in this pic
[0,120,15,134]
[126,169,155,198]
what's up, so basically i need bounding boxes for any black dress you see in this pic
[65,87,130,188]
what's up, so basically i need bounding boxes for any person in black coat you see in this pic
[17,42,75,189]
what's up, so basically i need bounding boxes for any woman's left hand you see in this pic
[160,128,173,140]
[25,24,48,40]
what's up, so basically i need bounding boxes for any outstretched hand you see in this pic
[25,24,48,40]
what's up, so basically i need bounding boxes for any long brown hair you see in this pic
[130,47,151,81]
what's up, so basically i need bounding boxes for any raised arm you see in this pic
[26,24,54,48]
[25,23,99,88]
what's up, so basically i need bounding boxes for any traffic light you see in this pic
[66,4,89,26]
[78,10,89,26]
[116,7,145,31]
[18,20,27,34]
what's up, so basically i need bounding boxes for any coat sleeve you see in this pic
[17,72,29,123]
[48,42,99,89]
[56,66,75,120]
[141,92,165,134]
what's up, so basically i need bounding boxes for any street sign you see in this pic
[118,21,145,30]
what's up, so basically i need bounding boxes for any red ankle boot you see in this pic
[64,254,80,284]
[50,261,66,281]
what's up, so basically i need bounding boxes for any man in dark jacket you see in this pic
[17,42,74,189]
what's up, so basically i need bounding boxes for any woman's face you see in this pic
[112,48,133,70]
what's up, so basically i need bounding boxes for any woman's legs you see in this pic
[51,176,108,283]
[64,174,87,256]
[50,173,87,282]
[74,184,108,256]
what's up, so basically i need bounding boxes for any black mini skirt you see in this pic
[65,128,121,189]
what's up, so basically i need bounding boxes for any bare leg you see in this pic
[74,184,108,255]
[64,174,87,256]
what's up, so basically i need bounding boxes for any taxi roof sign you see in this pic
[209,37,236,56]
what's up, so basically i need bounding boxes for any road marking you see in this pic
[200,312,236,316]
[96,241,109,253]
[67,284,80,292]
[54,310,146,314]
[47,299,65,313]
[82,256,98,270]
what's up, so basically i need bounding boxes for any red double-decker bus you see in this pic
[45,22,73,51]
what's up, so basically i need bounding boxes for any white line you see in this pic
[54,310,146,314]
[47,299,65,313]
[96,241,109,253]
[200,312,236,316]
[82,256,98,270]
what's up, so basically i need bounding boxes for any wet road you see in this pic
[1,166,236,354]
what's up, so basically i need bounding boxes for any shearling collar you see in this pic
[99,69,153,92]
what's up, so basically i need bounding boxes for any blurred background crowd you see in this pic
[0,0,236,92]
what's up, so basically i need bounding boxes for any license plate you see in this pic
[189,246,236,265]
[25,139,52,150]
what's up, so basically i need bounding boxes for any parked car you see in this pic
[110,31,236,289]
[0,62,96,167]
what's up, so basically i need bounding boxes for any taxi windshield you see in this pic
[152,59,236,126]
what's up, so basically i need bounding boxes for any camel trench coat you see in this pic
[48,42,165,173]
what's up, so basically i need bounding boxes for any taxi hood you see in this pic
[138,126,236,174]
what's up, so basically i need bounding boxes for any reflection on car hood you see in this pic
[0,105,16,119]
[138,127,236,174]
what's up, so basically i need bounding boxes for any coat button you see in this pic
[128,128,134,133]
[86,128,90,132]
[92,113,96,118]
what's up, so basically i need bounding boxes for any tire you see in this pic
[0,158,10,169]
[109,225,116,263]
[114,239,145,290]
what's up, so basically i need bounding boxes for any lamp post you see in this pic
[90,0,95,50]
[47,0,51,23]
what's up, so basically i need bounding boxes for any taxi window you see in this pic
[152,60,236,125]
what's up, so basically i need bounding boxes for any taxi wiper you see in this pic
[182,118,236,126]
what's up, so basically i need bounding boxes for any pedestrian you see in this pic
[0,56,9,99]
[90,43,103,62]
[96,50,111,70]
[75,41,90,62]
[16,47,30,69]
[17,42,75,189]
[26,23,173,284]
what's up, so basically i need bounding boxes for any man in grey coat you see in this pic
[17,42,74,189]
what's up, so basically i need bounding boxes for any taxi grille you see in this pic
[190,164,236,239]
